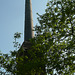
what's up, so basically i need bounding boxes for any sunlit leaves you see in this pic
[34,0,75,74]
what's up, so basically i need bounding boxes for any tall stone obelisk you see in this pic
[24,0,34,41]
[21,0,34,50]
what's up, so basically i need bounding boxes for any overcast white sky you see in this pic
[0,0,48,53]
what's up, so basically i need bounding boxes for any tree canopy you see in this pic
[0,0,75,75]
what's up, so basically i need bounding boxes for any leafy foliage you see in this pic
[34,0,75,74]
[13,32,22,50]
[0,32,21,74]
[0,0,75,75]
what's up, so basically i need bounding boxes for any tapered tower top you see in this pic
[24,0,34,41]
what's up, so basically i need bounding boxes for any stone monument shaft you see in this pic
[24,0,34,41]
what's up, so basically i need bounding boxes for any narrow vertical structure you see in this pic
[24,0,34,41]
[21,0,34,50]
